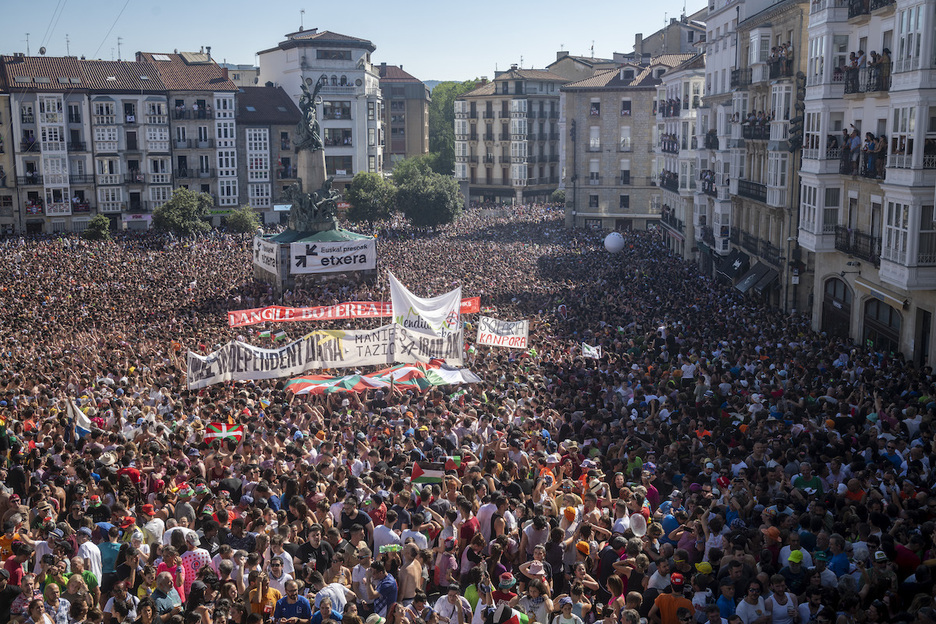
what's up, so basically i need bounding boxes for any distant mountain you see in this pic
[425,80,443,92]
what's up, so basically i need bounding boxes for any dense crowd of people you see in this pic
[0,205,934,624]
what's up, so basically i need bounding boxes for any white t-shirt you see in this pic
[400,529,428,550]
[373,525,402,552]
[314,583,349,613]
[78,541,103,581]
[648,570,671,590]
[736,598,767,624]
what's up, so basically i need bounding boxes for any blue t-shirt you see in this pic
[717,594,736,619]
[99,541,122,574]
[829,552,849,578]
[310,609,342,624]
[373,575,398,617]
[274,596,313,621]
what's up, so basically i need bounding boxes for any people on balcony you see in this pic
[661,98,681,117]
[767,42,795,76]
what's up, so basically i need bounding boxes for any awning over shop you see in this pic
[717,248,749,279]
[753,267,780,294]
[735,262,771,293]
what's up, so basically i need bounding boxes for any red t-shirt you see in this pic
[4,556,24,586]
[460,516,480,543]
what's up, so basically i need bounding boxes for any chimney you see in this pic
[200,46,204,54]
[635,33,643,55]
[381,62,386,74]
[206,46,211,60]
[557,51,570,60]
[222,67,229,79]
[510,63,518,70]
[671,17,677,24]
[480,76,488,85]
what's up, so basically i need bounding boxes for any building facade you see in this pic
[257,28,383,189]
[655,54,707,256]
[236,85,301,224]
[563,55,695,230]
[219,63,260,88]
[378,63,430,169]
[715,0,810,311]
[798,0,936,364]
[455,67,567,205]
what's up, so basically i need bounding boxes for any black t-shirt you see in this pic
[503,481,524,499]
[296,540,334,573]
[0,584,22,624]
[340,510,371,537]
[89,504,112,523]
[390,505,411,531]
[6,466,27,498]
[219,477,243,503]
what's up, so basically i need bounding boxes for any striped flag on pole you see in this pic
[273,330,287,342]
[582,343,602,359]
[67,398,93,438]
[411,462,444,484]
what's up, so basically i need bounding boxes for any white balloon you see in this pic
[604,232,626,253]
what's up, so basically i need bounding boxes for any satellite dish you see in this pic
[39,47,47,56]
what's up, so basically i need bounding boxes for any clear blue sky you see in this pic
[3,0,704,82]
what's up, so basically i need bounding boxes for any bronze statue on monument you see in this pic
[287,77,339,233]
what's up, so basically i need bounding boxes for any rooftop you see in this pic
[259,28,377,55]
[378,64,423,83]
[136,51,237,92]
[237,86,301,125]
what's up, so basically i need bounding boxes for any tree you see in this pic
[550,189,566,205]
[83,214,112,241]
[396,170,463,228]
[391,154,435,188]
[152,188,213,237]
[427,79,480,175]
[345,172,396,224]
[225,204,261,233]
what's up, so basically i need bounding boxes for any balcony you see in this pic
[499,156,511,163]
[72,202,91,213]
[811,0,847,12]
[742,125,769,140]
[843,64,892,94]
[659,174,680,193]
[125,115,138,125]
[759,239,782,266]
[175,169,194,179]
[467,111,478,119]
[20,140,40,152]
[483,112,495,119]
[499,133,511,141]
[483,155,496,164]
[21,114,35,124]
[588,177,602,186]
[24,202,44,215]
[550,132,559,141]
[17,174,43,185]
[848,0,868,18]
[467,156,479,164]
[660,212,685,233]
[803,146,842,161]
[196,168,215,178]
[125,172,146,184]
[660,139,679,154]
[835,226,881,266]
[701,178,718,197]
[175,139,192,149]
[870,0,895,9]
[730,68,752,88]
[469,133,478,141]
[701,226,715,246]
[703,133,720,150]
[67,141,87,152]
[737,180,768,202]
[766,187,788,208]
[483,134,494,142]
[768,59,794,80]
[69,174,93,185]
[195,139,215,149]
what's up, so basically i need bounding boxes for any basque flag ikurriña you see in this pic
[204,422,244,445]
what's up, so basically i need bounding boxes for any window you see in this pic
[800,183,818,233]
[883,200,909,264]
[620,100,631,116]
[217,150,237,175]
[767,153,788,187]
[317,50,351,61]
[620,126,631,151]
[324,101,352,120]
[620,195,630,209]
[325,156,353,176]
[589,158,600,184]
[248,183,271,208]
[590,100,601,116]
[368,155,376,172]
[804,112,821,156]
[620,159,631,185]
[589,195,599,208]
[246,128,269,152]
[895,5,922,72]
[585,218,602,229]
[67,103,81,124]
[891,106,916,167]
[589,126,600,151]
[150,186,171,203]
[218,180,238,206]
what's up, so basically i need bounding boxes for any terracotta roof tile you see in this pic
[459,82,496,98]
[136,52,237,92]
[0,55,88,91]
[80,60,166,92]
[378,64,422,83]
[495,68,569,82]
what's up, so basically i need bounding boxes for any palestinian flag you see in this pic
[273,330,287,341]
[582,343,602,359]
[444,456,462,471]
[411,462,444,484]
[259,330,271,339]
[204,422,244,445]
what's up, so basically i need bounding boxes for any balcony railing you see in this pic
[768,59,794,80]
[835,226,881,266]
[703,134,720,150]
[17,175,43,185]
[125,172,146,184]
[499,133,511,141]
[588,177,602,185]
[660,212,684,232]
[482,112,495,119]
[20,140,40,152]
[71,202,92,213]
[24,202,44,215]
[660,140,679,154]
[659,175,680,193]
[730,68,752,88]
[843,64,892,94]
[811,0,847,12]
[804,146,842,160]
[742,125,769,140]
[870,0,895,9]
[760,239,782,266]
[701,179,718,197]
[848,0,868,17]
[69,174,93,185]
[737,180,768,202]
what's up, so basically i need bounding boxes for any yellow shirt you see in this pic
[249,588,282,615]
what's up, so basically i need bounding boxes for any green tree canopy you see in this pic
[396,170,463,228]
[427,79,479,176]
[83,214,112,241]
[152,188,213,237]
[345,172,396,224]
[391,154,435,188]
[550,189,566,205]
[225,204,261,234]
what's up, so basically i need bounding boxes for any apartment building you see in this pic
[219,63,260,88]
[797,0,936,363]
[0,92,15,233]
[563,55,695,230]
[655,54,706,256]
[137,51,239,216]
[257,28,383,189]
[455,67,567,204]
[378,63,430,169]
[236,85,301,225]
[615,10,708,64]
[698,0,773,278]
[715,0,810,311]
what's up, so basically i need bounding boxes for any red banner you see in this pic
[228,297,481,328]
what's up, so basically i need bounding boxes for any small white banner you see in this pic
[290,239,376,274]
[476,316,529,349]
[582,343,602,359]
[253,237,278,273]
[389,272,462,338]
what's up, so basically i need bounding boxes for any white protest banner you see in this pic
[389,272,461,337]
[226,298,482,328]
[582,343,602,359]
[187,324,464,389]
[476,316,529,349]
[290,239,376,274]
[253,237,278,273]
